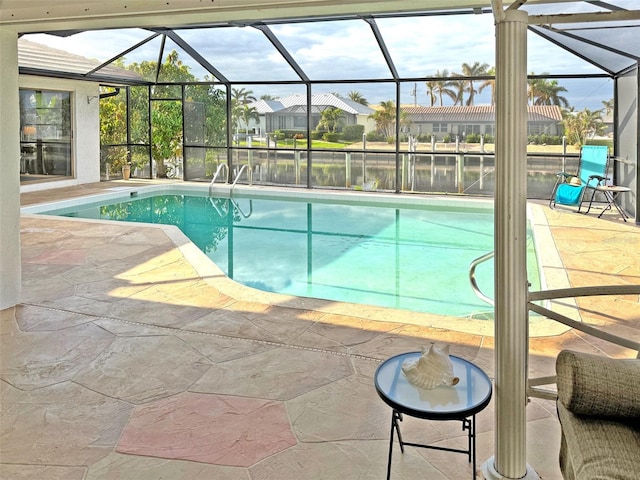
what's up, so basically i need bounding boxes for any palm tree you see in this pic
[533,79,569,107]
[478,66,496,105]
[369,100,397,138]
[562,107,605,147]
[460,61,489,106]
[527,74,544,105]
[432,70,456,106]
[318,107,344,133]
[601,98,614,116]
[230,88,257,135]
[348,91,368,105]
[260,94,277,101]
[425,80,437,106]
[527,74,569,107]
[450,76,467,106]
[368,101,410,139]
[231,87,256,105]
[239,104,260,137]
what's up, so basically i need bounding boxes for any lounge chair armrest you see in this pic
[556,172,572,178]
[588,174,609,183]
[556,350,640,418]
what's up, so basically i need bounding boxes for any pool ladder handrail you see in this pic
[231,164,253,190]
[469,251,495,306]
[230,198,253,218]
[208,197,229,216]
[209,164,229,195]
[208,197,253,219]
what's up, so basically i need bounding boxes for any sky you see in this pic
[24,9,620,111]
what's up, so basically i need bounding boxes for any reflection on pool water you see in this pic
[37,189,540,317]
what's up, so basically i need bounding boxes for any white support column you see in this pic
[0,28,22,310]
[482,9,539,480]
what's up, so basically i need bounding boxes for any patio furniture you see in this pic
[375,351,492,480]
[555,350,640,480]
[549,145,609,212]
[585,184,631,222]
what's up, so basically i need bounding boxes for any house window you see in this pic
[19,89,72,181]
[528,123,557,135]
[459,124,481,135]
[432,122,447,133]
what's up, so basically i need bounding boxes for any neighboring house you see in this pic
[248,93,375,135]
[402,105,564,139]
[602,113,614,136]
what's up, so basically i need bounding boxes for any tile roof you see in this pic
[402,105,563,122]
[18,38,144,83]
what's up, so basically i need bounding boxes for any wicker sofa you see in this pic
[555,350,640,480]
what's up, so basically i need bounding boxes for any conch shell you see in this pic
[401,344,460,389]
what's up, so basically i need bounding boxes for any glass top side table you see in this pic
[375,351,492,480]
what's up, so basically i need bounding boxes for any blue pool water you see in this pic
[39,191,540,317]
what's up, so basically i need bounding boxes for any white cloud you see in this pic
[22,12,615,109]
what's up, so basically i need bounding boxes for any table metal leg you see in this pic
[598,190,628,222]
[386,412,477,480]
[386,414,394,480]
[387,410,404,480]
[462,415,477,479]
[472,415,477,479]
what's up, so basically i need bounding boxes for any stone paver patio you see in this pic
[1,181,638,479]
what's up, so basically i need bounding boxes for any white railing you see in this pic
[469,251,495,306]
[209,163,229,195]
[526,284,640,400]
[469,252,640,400]
[231,164,252,189]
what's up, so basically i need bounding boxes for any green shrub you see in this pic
[272,130,286,141]
[465,133,481,143]
[528,134,563,145]
[311,130,323,140]
[443,134,451,143]
[366,131,385,142]
[417,133,432,143]
[322,132,341,142]
[585,138,613,150]
[342,124,364,142]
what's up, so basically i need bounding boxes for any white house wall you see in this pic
[19,76,100,193]
[358,114,377,134]
[0,28,21,309]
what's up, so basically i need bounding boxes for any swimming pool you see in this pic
[29,186,540,317]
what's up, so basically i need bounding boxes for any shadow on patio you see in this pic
[1,181,638,479]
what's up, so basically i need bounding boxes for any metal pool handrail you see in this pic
[230,198,253,219]
[231,164,252,189]
[209,163,229,195]
[469,251,495,306]
[469,251,640,400]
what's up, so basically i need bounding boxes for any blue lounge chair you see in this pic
[549,145,609,212]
